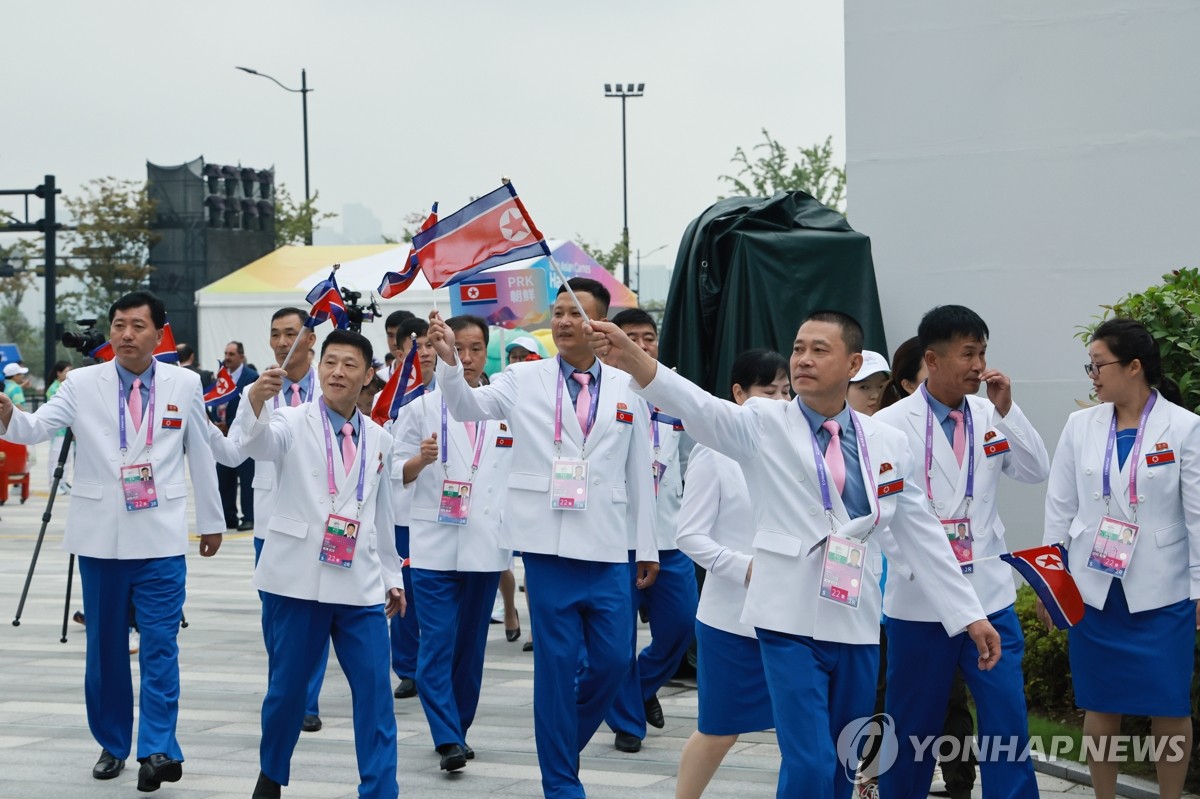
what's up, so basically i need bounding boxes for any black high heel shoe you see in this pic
[505,610,521,642]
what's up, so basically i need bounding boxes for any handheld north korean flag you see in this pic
[378,203,438,299]
[999,543,1086,629]
[204,364,240,407]
[371,335,426,425]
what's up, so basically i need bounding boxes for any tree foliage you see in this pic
[1077,267,1200,414]
[59,177,157,322]
[274,183,337,247]
[720,130,847,213]
[576,234,628,276]
[382,210,430,245]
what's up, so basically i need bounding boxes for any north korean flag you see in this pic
[412,182,551,289]
[371,338,426,425]
[204,364,240,407]
[304,269,349,330]
[378,204,438,299]
[458,280,499,306]
[1000,544,1086,629]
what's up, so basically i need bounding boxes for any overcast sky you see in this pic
[2,1,844,272]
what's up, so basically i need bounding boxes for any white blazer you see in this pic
[232,401,404,606]
[874,392,1049,620]
[648,414,693,551]
[436,357,657,564]
[0,361,224,557]
[1043,393,1200,612]
[393,386,513,572]
[636,367,986,645]
[248,378,323,540]
[676,445,757,638]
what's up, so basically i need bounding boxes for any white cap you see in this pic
[505,335,540,354]
[3,363,29,378]
[852,350,890,382]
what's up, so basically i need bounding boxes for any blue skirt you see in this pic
[1069,581,1195,717]
[696,621,774,735]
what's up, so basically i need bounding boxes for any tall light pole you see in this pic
[604,82,644,287]
[635,244,668,295]
[237,66,313,245]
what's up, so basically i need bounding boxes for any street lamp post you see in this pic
[604,83,644,288]
[635,244,668,296]
[236,66,313,245]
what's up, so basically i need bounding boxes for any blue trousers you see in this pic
[260,593,398,799]
[411,568,501,748]
[757,628,878,799]
[605,548,698,738]
[524,553,632,799]
[881,606,1035,799]
[255,537,328,716]
[388,526,420,680]
[78,555,186,762]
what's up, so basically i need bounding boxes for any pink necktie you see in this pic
[948,409,966,466]
[572,372,592,434]
[821,420,846,494]
[129,378,143,432]
[289,384,302,407]
[464,421,477,444]
[341,423,356,475]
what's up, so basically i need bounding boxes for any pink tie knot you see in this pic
[341,422,356,475]
[821,419,846,494]
[948,409,966,466]
[571,372,593,434]
[289,383,302,407]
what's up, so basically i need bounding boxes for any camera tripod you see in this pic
[10,429,187,641]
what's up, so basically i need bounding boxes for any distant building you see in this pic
[635,263,673,305]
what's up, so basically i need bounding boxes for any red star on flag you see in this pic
[499,208,530,241]
[1035,553,1063,570]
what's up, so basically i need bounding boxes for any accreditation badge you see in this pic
[319,513,360,569]
[818,534,866,609]
[121,463,159,512]
[942,517,974,574]
[1086,515,1139,579]
[551,458,588,510]
[438,480,472,526]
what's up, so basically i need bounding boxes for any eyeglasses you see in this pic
[1084,360,1123,377]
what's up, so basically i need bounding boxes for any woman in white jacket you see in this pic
[1043,318,1200,799]
[674,349,790,799]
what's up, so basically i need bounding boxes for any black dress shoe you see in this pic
[301,714,322,732]
[237,521,255,532]
[252,770,282,799]
[464,744,475,760]
[137,753,182,792]
[437,743,467,771]
[614,732,642,753]
[505,610,521,642]
[644,694,665,729]
[522,640,533,652]
[93,748,125,780]
[393,677,417,698]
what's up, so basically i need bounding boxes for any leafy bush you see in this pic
[1077,267,1200,413]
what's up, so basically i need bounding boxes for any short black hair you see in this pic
[175,343,195,362]
[730,348,788,392]
[109,291,166,329]
[801,310,864,353]
[447,315,489,345]
[556,278,610,317]
[272,306,310,326]
[321,329,373,365]
[398,317,429,343]
[385,309,416,331]
[917,305,989,353]
[611,308,656,334]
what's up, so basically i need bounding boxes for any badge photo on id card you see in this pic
[818,534,866,608]
[551,458,588,510]
[121,463,159,512]
[943,517,974,574]
[438,480,472,526]
[1087,516,1139,579]
[319,513,360,569]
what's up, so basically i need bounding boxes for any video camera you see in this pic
[61,318,106,357]
[340,288,380,334]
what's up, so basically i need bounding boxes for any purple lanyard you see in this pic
[1103,391,1157,515]
[441,399,487,479]
[919,385,974,512]
[117,372,156,452]
[553,358,600,455]
[274,368,316,410]
[802,402,881,532]
[317,397,367,511]
[647,401,660,454]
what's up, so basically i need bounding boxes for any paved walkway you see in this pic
[0,441,1155,798]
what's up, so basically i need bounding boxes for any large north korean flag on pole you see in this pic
[412,182,551,289]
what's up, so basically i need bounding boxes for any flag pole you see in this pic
[546,253,590,324]
[957,554,1003,567]
[283,263,339,371]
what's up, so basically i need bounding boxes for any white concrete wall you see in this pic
[845,1,1200,547]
